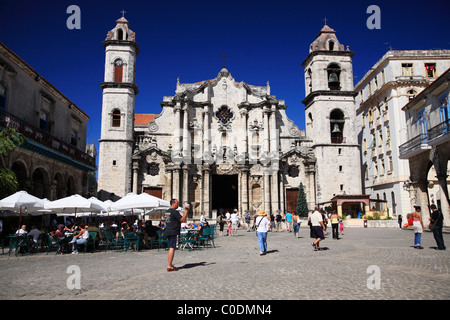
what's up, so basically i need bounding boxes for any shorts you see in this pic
[168,235,178,249]
[231,221,238,229]
[312,226,324,240]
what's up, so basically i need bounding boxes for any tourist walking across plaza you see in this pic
[330,210,340,240]
[255,210,270,255]
[310,206,326,251]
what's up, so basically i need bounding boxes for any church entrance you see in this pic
[212,174,238,212]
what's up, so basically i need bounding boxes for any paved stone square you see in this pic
[0,227,449,300]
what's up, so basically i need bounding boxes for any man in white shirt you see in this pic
[16,225,27,236]
[230,210,239,237]
[256,210,270,255]
[310,206,326,251]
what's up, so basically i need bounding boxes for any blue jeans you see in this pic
[257,232,267,254]
[73,238,86,252]
[414,232,422,247]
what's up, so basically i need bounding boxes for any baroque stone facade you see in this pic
[97,19,362,218]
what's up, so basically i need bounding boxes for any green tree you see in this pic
[296,182,309,218]
[0,127,27,197]
[0,127,26,157]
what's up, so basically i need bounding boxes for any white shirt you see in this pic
[231,213,239,223]
[310,211,323,227]
[256,216,270,233]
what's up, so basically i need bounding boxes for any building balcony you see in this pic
[0,108,96,169]
[427,120,450,146]
[398,133,431,159]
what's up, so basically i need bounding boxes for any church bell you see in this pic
[332,123,341,133]
[328,72,339,84]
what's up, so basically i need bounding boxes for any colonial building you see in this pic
[0,41,96,199]
[355,50,450,217]
[399,68,450,226]
[97,18,363,218]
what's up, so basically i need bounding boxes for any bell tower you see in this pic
[97,16,139,199]
[301,23,362,205]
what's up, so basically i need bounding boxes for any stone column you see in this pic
[412,179,430,223]
[239,107,248,163]
[182,103,190,164]
[271,172,279,214]
[174,102,182,158]
[202,166,211,217]
[241,168,249,212]
[263,106,270,157]
[203,106,211,162]
[182,167,189,205]
[132,160,139,194]
[172,166,180,201]
[264,171,270,212]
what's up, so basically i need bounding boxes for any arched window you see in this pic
[112,109,121,127]
[407,89,417,101]
[327,63,341,90]
[114,59,123,83]
[329,41,335,51]
[330,109,345,143]
[117,29,124,40]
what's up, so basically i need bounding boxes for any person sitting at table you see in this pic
[69,224,89,254]
[181,222,189,229]
[115,222,130,241]
[28,225,41,243]
[88,222,101,246]
[15,225,27,236]
[159,220,166,230]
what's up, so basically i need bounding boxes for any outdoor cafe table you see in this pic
[179,229,199,250]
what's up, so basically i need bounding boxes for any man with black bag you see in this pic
[429,204,446,250]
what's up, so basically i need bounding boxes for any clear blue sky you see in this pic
[1,0,449,164]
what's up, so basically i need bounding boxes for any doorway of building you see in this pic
[212,174,238,212]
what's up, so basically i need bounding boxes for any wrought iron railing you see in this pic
[398,133,428,156]
[428,120,450,142]
[0,108,95,168]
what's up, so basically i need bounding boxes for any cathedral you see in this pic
[97,17,362,218]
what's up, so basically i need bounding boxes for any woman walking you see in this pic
[330,210,340,240]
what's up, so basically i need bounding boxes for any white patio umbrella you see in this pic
[0,190,45,229]
[44,194,105,218]
[109,193,170,211]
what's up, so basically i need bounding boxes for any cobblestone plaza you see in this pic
[0,228,448,301]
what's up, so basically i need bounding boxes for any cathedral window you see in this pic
[114,59,123,83]
[112,109,121,127]
[327,63,341,90]
[117,29,124,40]
[147,163,160,176]
[288,165,299,177]
[215,105,233,125]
